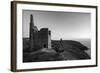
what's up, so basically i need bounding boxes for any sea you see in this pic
[74,39,91,57]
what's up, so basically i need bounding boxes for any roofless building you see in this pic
[29,14,51,51]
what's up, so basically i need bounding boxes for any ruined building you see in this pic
[29,14,51,51]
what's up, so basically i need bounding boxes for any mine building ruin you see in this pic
[29,14,51,51]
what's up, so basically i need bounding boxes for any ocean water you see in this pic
[75,39,91,48]
[75,39,91,56]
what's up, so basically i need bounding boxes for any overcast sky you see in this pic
[22,10,91,40]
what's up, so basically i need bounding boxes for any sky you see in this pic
[22,10,91,40]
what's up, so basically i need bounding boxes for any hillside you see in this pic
[52,40,90,60]
[23,38,90,62]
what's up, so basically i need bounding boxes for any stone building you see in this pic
[29,14,51,51]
